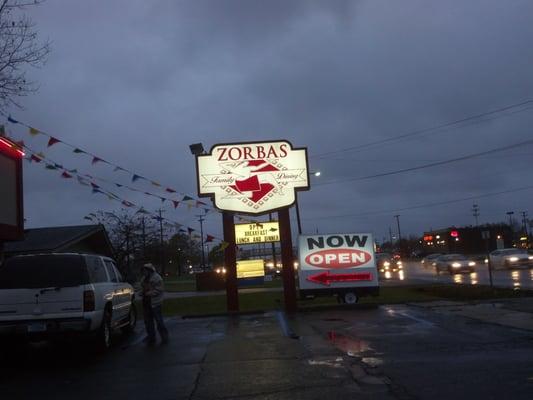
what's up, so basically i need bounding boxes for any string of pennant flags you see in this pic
[15,141,226,246]
[2,113,217,212]
[1,113,257,225]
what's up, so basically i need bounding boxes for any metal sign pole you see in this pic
[278,207,297,313]
[482,231,493,289]
[222,212,239,312]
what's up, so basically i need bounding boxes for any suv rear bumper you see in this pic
[0,317,92,336]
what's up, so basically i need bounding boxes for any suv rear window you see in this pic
[0,254,89,289]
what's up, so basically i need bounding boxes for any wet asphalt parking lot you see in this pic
[2,300,533,400]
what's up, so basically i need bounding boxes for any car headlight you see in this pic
[468,262,476,266]
[397,260,402,265]
[451,262,461,268]
[509,257,519,262]
[383,261,390,267]
[528,256,533,260]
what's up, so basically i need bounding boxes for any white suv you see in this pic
[0,253,136,349]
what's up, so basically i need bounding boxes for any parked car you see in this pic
[0,253,136,349]
[434,254,476,274]
[489,248,533,269]
[421,253,443,268]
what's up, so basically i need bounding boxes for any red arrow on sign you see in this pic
[306,271,373,286]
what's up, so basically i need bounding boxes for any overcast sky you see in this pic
[6,0,533,243]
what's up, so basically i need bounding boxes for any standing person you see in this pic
[140,263,169,345]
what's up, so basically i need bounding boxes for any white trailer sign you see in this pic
[298,233,379,291]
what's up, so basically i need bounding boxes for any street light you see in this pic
[189,143,205,155]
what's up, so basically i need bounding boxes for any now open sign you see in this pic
[298,233,379,290]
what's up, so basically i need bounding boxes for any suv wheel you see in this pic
[122,303,137,334]
[96,308,112,350]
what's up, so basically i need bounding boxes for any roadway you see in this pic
[380,260,533,290]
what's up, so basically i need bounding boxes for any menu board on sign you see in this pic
[235,222,280,245]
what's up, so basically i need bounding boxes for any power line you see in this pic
[312,99,533,159]
[315,137,533,187]
[303,184,533,221]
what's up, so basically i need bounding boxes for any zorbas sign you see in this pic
[196,140,309,215]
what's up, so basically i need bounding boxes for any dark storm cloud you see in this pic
[9,0,533,241]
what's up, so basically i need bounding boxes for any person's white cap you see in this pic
[143,263,156,271]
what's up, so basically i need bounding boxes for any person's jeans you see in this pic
[143,302,169,342]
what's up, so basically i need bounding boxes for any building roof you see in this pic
[3,224,111,255]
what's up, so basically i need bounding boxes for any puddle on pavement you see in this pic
[361,357,383,367]
[327,331,373,357]
[307,356,344,368]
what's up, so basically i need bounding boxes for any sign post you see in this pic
[482,230,493,289]
[222,212,239,312]
[195,140,309,313]
[278,208,297,313]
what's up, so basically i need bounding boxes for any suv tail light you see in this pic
[83,290,95,312]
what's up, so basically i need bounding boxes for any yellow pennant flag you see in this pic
[220,242,229,251]
[187,201,193,210]
[29,127,40,136]
[150,180,161,187]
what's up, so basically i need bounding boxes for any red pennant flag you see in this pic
[206,235,214,243]
[47,137,61,147]
[172,200,180,209]
[196,200,206,207]
[92,156,103,164]
[165,188,176,193]
[61,171,72,179]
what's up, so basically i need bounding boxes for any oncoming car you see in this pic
[376,253,403,274]
[434,254,476,274]
[0,253,136,349]
[421,253,443,268]
[489,248,533,269]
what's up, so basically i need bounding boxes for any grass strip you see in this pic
[158,284,533,317]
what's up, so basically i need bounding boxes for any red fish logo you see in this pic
[229,160,279,203]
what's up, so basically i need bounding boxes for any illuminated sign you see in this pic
[235,221,280,245]
[450,230,459,238]
[196,140,309,215]
[0,136,24,241]
[298,233,378,290]
[236,259,265,279]
[423,235,433,241]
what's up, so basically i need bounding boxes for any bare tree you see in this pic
[0,0,50,110]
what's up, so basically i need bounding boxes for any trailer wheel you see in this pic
[343,292,358,304]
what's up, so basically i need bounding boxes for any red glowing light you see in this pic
[306,271,373,286]
[450,230,459,238]
[0,137,25,157]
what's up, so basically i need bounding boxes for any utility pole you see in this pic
[507,211,514,246]
[394,215,402,256]
[141,216,146,262]
[389,226,393,249]
[158,208,165,275]
[294,193,303,235]
[521,211,529,247]
[197,215,206,271]
[472,204,480,226]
